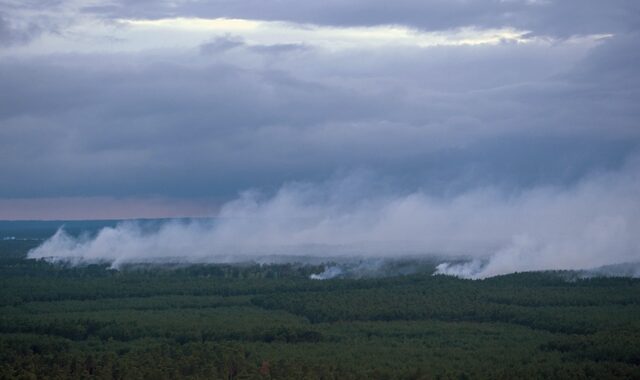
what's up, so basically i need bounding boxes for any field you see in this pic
[1,222,640,379]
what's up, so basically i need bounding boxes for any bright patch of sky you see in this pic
[3,14,611,57]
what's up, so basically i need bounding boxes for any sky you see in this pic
[0,0,638,219]
[2,0,640,276]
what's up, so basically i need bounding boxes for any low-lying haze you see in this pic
[29,157,640,278]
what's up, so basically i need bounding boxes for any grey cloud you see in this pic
[0,0,70,47]
[200,35,245,54]
[1,32,638,200]
[199,35,309,56]
[248,43,310,55]
[566,33,640,88]
[77,0,640,37]
[0,12,41,46]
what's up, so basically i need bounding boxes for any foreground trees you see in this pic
[1,258,639,379]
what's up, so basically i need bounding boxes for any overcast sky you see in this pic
[1,0,639,220]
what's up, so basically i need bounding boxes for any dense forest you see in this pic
[1,223,640,379]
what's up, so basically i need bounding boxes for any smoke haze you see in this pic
[28,157,640,278]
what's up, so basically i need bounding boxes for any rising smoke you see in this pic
[28,157,640,278]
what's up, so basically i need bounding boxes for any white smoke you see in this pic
[28,158,640,278]
[310,266,343,280]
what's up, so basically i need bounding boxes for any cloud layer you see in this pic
[1,22,637,201]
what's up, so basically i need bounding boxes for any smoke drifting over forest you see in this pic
[29,157,640,278]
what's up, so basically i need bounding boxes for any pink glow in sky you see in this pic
[0,197,219,220]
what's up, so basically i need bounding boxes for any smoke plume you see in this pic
[28,158,640,278]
